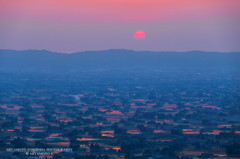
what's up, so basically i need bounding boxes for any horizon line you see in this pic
[1,49,239,54]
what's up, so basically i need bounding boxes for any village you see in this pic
[0,70,240,159]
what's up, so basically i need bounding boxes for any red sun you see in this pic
[134,31,146,39]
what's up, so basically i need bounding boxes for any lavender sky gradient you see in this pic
[0,0,240,53]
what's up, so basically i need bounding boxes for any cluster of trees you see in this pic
[125,144,184,159]
[225,142,240,155]
[216,131,235,139]
[35,140,52,148]
[142,112,157,119]
[114,127,127,134]
[171,128,183,136]
[161,144,183,157]
[90,143,102,152]
[121,142,145,152]
[137,124,154,133]
[1,117,17,127]
[75,154,109,159]
[11,137,27,148]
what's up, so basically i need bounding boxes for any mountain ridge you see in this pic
[1,49,239,72]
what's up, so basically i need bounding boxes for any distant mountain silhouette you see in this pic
[0,49,239,72]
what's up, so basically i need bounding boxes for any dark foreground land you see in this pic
[0,50,240,159]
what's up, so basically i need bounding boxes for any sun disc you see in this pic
[134,31,146,39]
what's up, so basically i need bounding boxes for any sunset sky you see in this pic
[0,0,240,53]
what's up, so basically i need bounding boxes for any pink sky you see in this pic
[0,0,240,52]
